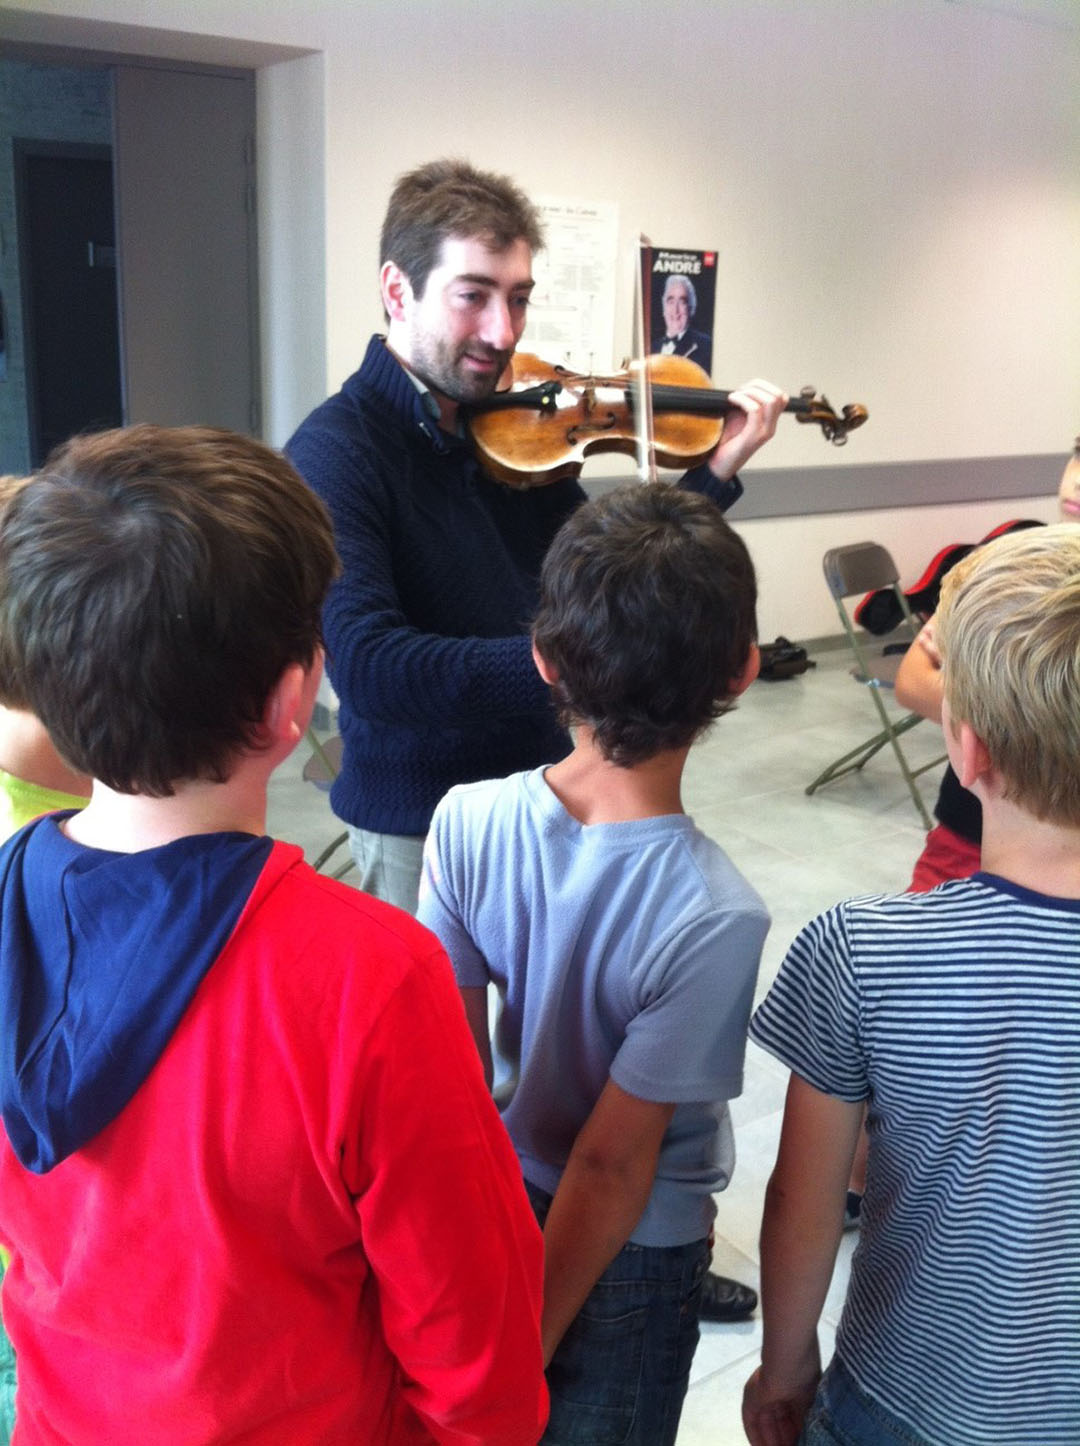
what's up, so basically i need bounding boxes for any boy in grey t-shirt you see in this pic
[419,483,770,1446]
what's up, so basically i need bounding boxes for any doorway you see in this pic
[14,139,123,467]
[4,55,261,468]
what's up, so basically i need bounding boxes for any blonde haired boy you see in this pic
[744,523,1080,1446]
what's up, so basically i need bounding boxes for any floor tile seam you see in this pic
[700,1236,760,1269]
[732,831,921,870]
[707,779,937,810]
[808,826,932,855]
[683,1340,763,1391]
[694,783,846,810]
[714,839,810,867]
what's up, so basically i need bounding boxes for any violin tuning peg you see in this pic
[799,385,817,401]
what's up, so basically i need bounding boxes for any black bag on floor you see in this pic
[758,637,815,681]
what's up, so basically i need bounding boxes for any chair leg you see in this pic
[807,705,937,831]
[867,691,935,830]
[806,711,923,792]
[313,831,350,874]
[806,729,896,793]
[305,727,339,778]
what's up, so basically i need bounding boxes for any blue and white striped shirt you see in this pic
[750,873,1080,1446]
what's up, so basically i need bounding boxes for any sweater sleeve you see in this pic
[345,937,548,1445]
[679,464,744,512]
[290,423,569,730]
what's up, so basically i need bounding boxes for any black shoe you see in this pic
[698,1271,757,1322]
[844,1190,863,1231]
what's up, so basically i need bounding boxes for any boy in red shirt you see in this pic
[0,426,546,1444]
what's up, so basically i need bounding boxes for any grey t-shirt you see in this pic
[418,767,769,1246]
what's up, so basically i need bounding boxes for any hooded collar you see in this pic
[0,816,273,1173]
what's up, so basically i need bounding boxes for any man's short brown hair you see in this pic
[0,425,338,796]
[380,158,543,298]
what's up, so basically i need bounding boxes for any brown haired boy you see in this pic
[0,425,546,1444]
[419,483,770,1445]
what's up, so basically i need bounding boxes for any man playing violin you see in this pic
[288,156,786,919]
[287,156,786,1331]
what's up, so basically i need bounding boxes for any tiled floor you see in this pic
[267,645,948,1446]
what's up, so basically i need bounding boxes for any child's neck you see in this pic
[62,772,268,854]
[979,793,1080,900]
[542,732,689,826]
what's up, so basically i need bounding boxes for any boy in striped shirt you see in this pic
[744,523,1080,1446]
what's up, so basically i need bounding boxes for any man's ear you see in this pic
[727,642,761,699]
[380,260,413,324]
[531,638,558,686]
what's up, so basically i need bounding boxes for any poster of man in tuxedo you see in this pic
[643,248,717,376]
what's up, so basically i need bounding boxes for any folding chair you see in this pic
[302,729,355,879]
[806,542,945,829]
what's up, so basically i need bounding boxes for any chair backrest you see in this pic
[823,542,899,601]
[822,540,923,684]
[810,543,944,827]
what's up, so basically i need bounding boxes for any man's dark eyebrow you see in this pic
[453,273,535,293]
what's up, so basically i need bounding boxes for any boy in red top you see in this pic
[0,426,546,1444]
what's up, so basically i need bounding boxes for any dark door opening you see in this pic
[14,140,123,467]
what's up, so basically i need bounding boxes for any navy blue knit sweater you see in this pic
[287,337,742,836]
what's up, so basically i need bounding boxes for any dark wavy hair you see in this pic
[0,425,338,796]
[380,157,544,298]
[533,483,757,766]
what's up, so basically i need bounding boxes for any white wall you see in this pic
[1,0,1077,636]
[256,50,326,437]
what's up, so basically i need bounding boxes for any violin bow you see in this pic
[633,236,659,484]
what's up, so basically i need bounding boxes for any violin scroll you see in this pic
[794,386,869,446]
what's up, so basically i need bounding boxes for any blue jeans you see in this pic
[525,1180,709,1446]
[801,1358,932,1446]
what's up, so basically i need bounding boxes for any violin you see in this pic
[467,352,868,489]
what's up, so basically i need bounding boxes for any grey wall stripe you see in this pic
[587,453,1065,519]
[729,452,1065,521]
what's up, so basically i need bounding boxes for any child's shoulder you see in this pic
[259,841,448,971]
[832,871,1061,929]
[680,823,770,923]
[432,769,541,832]
[798,875,982,940]
[788,872,1072,978]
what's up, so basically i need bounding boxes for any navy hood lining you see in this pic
[0,816,274,1173]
